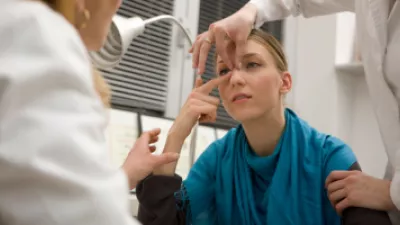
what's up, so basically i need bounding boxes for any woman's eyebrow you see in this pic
[217,53,261,64]
[241,53,261,59]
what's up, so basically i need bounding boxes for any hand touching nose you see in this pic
[170,74,231,140]
[189,3,257,75]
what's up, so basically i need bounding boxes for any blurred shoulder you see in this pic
[0,1,89,69]
[0,1,92,92]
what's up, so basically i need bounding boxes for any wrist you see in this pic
[242,2,258,25]
[122,164,139,189]
[168,124,190,142]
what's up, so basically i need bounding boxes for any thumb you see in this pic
[234,34,247,68]
[137,131,151,144]
[153,152,180,167]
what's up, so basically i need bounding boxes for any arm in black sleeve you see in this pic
[342,162,392,225]
[136,175,187,225]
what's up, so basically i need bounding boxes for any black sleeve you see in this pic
[136,175,186,225]
[341,162,392,225]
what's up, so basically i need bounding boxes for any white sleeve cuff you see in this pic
[249,0,270,28]
[249,0,297,27]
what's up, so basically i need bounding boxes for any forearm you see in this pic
[249,0,294,27]
[249,0,355,27]
[122,166,138,189]
[153,130,185,176]
[136,175,186,225]
[343,207,392,225]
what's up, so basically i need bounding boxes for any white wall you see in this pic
[347,72,387,178]
[288,14,387,178]
[289,15,339,134]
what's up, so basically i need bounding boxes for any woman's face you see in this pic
[216,39,291,122]
[77,0,122,50]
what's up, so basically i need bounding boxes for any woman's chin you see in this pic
[230,111,259,124]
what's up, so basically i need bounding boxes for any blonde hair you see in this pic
[41,0,112,107]
[214,29,288,73]
[92,69,111,107]
[248,29,287,72]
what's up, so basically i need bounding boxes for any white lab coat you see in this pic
[0,2,140,225]
[249,0,400,221]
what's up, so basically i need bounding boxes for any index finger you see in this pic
[197,74,231,94]
[141,128,161,142]
[148,128,161,136]
[194,76,203,88]
[325,170,352,187]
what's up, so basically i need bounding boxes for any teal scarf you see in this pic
[182,109,356,225]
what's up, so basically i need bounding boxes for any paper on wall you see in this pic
[107,109,139,167]
[194,126,217,161]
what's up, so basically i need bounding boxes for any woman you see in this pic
[191,1,400,223]
[136,29,391,225]
[0,1,177,224]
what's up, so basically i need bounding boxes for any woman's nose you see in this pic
[229,69,246,86]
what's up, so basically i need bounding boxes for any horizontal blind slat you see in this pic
[103,73,167,90]
[111,86,166,102]
[104,66,167,83]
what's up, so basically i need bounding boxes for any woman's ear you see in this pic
[280,71,292,94]
[73,0,86,26]
[75,0,85,12]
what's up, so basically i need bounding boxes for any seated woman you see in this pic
[135,29,391,225]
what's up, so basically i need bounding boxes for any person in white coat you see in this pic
[0,0,178,224]
[190,0,400,223]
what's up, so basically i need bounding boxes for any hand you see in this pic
[325,170,395,214]
[190,3,258,74]
[122,128,179,189]
[170,75,231,141]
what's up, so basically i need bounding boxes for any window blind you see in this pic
[198,0,283,129]
[100,0,174,114]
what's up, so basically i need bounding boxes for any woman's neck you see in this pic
[242,107,286,157]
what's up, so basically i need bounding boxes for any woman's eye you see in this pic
[219,68,230,76]
[246,62,260,69]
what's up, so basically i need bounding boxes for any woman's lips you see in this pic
[232,93,252,103]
